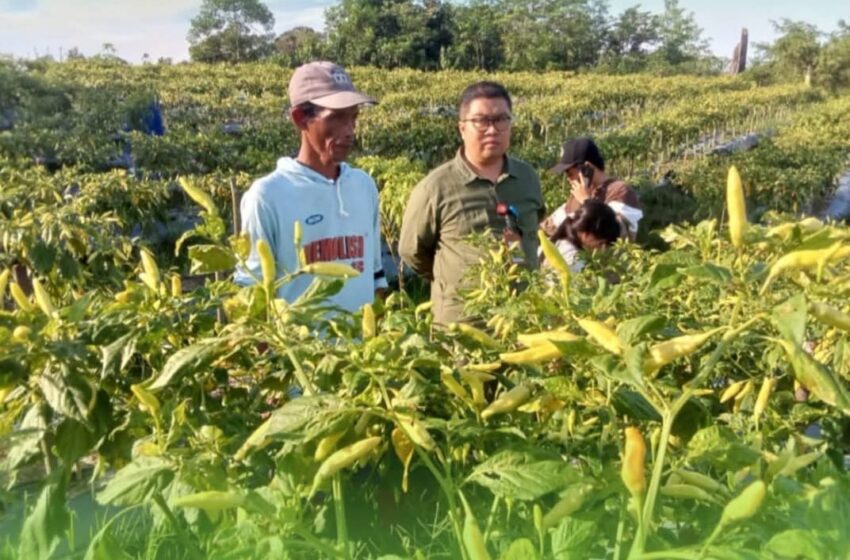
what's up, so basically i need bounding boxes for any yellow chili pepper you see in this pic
[31,277,56,317]
[256,239,276,290]
[622,427,646,498]
[310,436,382,495]
[170,274,182,298]
[0,269,9,301]
[516,329,580,347]
[720,380,746,403]
[301,262,360,278]
[643,327,725,375]
[538,228,570,284]
[396,414,436,451]
[293,220,303,248]
[131,383,161,416]
[810,301,850,331]
[719,480,766,525]
[752,377,776,421]
[362,303,376,339]
[172,490,244,511]
[10,283,33,312]
[499,341,562,365]
[760,242,846,294]
[315,430,347,462]
[481,385,531,420]
[178,177,218,215]
[391,427,414,493]
[577,318,624,356]
[451,323,501,349]
[140,248,160,290]
[726,166,747,249]
[542,483,594,530]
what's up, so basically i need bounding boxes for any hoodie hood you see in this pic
[276,157,352,217]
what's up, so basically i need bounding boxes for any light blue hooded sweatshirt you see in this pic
[234,157,387,311]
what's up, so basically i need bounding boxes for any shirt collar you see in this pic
[454,148,516,185]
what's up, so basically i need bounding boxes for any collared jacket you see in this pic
[399,150,545,324]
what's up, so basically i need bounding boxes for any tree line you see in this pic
[183,0,850,88]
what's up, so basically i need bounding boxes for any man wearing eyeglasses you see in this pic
[399,81,545,325]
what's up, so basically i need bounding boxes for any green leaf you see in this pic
[772,294,807,347]
[686,426,760,472]
[611,388,662,421]
[550,516,597,560]
[28,241,57,275]
[617,315,667,345]
[19,475,70,560]
[551,339,600,360]
[84,519,132,560]
[149,339,224,390]
[263,395,350,444]
[500,538,538,560]
[649,263,682,291]
[681,263,732,285]
[55,419,96,465]
[188,244,238,274]
[100,331,139,379]
[466,449,578,501]
[97,456,175,506]
[37,365,96,423]
[763,530,831,559]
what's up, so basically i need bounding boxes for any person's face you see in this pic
[577,230,608,251]
[566,163,596,187]
[295,105,359,164]
[458,97,512,163]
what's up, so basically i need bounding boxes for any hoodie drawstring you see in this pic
[335,179,350,217]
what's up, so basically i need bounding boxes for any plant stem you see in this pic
[483,495,500,541]
[332,474,351,560]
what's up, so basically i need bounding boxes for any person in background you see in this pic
[398,81,546,325]
[235,61,387,311]
[543,136,642,245]
[543,198,622,273]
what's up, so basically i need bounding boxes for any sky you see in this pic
[0,0,845,63]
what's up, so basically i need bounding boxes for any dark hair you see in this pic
[458,81,513,117]
[291,101,319,118]
[553,199,621,248]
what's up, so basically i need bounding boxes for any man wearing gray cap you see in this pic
[234,61,388,310]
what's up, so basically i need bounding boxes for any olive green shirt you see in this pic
[398,150,545,325]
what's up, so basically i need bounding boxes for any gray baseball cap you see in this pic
[288,61,376,109]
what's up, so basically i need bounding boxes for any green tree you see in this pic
[600,5,660,72]
[757,20,822,84]
[187,0,275,63]
[275,27,326,67]
[499,0,608,71]
[325,0,452,69]
[650,0,710,70]
[445,0,503,70]
[816,23,850,91]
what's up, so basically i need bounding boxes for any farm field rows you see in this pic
[1,61,850,559]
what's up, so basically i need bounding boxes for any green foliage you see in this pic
[187,0,275,63]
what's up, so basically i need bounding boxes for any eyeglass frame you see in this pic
[459,114,513,132]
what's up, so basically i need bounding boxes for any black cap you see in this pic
[549,137,604,174]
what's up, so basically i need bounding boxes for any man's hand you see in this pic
[503,229,522,244]
[375,287,387,300]
[569,175,591,204]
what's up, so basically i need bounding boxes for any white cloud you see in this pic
[0,0,334,61]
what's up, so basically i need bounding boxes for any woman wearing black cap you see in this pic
[543,136,642,243]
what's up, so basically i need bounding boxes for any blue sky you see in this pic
[0,0,844,63]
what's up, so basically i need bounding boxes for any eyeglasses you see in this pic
[461,115,512,132]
